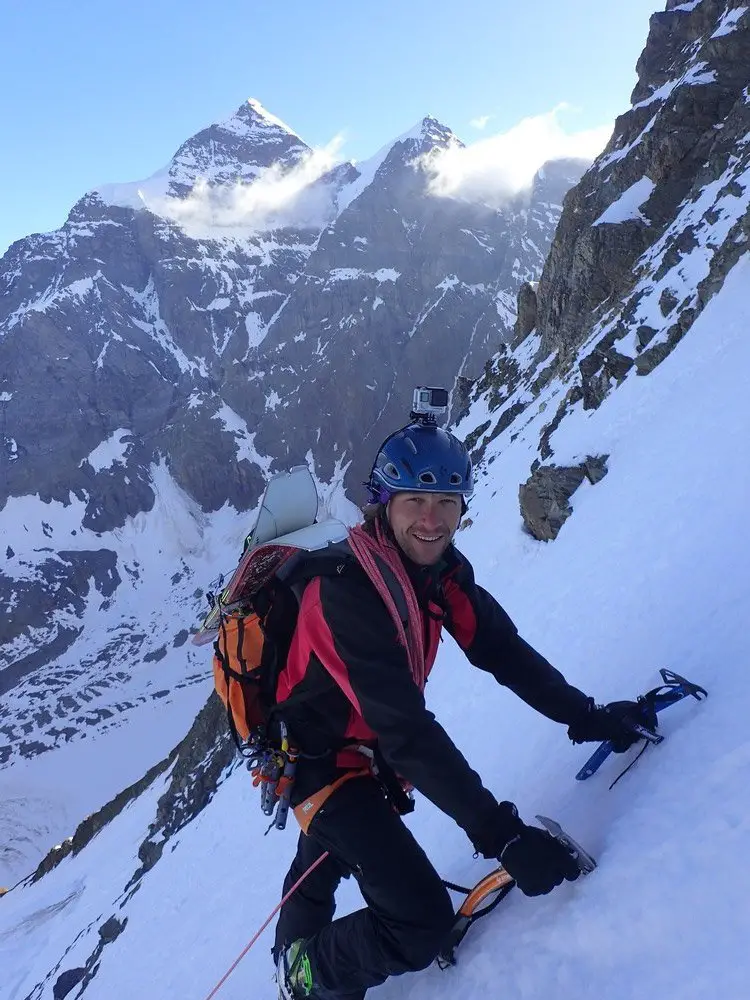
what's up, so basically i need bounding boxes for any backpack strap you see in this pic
[276,542,352,587]
[370,554,410,628]
[214,612,259,754]
[281,539,410,628]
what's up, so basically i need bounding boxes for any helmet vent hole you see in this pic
[406,439,418,455]
[419,471,437,485]
[449,472,462,485]
[384,462,401,480]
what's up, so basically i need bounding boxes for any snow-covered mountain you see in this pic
[0,464,360,883]
[0,100,579,526]
[0,99,584,791]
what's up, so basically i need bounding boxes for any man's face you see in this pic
[387,491,462,566]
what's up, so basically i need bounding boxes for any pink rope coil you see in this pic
[347,519,426,690]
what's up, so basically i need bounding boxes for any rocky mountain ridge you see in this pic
[0,101,582,525]
[457,0,750,540]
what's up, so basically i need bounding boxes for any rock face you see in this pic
[536,0,750,379]
[456,0,750,538]
[252,154,588,483]
[519,457,609,541]
[53,968,86,1000]
[514,281,538,341]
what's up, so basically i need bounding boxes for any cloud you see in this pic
[470,115,492,130]
[422,105,613,207]
[144,137,345,237]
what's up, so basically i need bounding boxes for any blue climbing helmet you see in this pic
[367,422,474,504]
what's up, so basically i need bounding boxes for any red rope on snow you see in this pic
[201,850,330,1000]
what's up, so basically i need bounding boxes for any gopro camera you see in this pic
[411,386,449,424]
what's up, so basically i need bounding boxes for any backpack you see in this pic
[212,549,348,751]
[195,467,348,751]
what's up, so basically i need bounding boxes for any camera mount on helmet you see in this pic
[410,386,449,426]
[365,385,472,505]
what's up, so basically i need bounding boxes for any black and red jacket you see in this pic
[276,540,590,845]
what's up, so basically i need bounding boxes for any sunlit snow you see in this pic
[213,404,273,474]
[80,430,133,474]
[592,177,655,226]
[711,5,748,38]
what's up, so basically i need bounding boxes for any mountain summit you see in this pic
[95,98,310,210]
[166,97,309,195]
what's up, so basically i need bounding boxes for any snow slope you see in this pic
[1,245,748,999]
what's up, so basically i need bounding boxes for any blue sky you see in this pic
[0,0,661,256]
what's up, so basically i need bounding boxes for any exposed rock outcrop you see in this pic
[514,281,538,341]
[519,456,609,541]
[535,0,750,388]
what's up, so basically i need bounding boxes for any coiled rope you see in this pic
[347,519,425,689]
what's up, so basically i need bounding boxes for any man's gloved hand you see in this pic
[500,825,582,896]
[567,698,658,752]
[469,801,581,896]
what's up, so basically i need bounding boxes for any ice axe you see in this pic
[535,815,597,873]
[437,816,595,967]
[576,668,708,782]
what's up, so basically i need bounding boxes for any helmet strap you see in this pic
[364,480,393,506]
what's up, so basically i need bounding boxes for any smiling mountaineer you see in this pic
[275,398,654,1000]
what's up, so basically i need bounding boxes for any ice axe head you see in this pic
[535,815,597,874]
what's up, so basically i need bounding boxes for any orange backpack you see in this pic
[212,612,266,743]
[212,576,307,749]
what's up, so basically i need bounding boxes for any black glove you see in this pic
[500,825,582,897]
[468,802,580,897]
[468,800,525,860]
[567,698,658,753]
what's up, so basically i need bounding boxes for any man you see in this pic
[274,420,655,999]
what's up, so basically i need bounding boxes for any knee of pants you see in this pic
[381,884,456,972]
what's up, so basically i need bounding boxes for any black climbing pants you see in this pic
[273,776,455,998]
